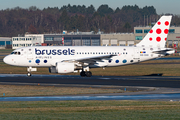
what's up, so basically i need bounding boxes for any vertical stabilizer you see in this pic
[137,16,172,48]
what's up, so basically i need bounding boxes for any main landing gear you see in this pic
[80,66,92,77]
[80,71,92,77]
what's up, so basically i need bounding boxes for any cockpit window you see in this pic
[11,51,21,55]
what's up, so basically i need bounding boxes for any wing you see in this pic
[51,54,117,67]
[62,54,116,64]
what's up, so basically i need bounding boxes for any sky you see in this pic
[0,0,179,15]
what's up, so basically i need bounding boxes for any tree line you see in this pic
[0,4,179,37]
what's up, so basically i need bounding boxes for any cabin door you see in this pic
[133,48,140,61]
[27,48,33,60]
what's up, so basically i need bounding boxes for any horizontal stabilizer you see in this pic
[152,48,175,55]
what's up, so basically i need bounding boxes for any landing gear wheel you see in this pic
[80,71,92,77]
[80,71,86,77]
[86,71,92,77]
[27,72,31,77]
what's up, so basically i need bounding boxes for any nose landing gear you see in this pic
[27,72,32,77]
[27,67,37,77]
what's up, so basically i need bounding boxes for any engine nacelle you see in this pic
[49,62,75,73]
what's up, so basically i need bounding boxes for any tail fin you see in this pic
[137,16,172,48]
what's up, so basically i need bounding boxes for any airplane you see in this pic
[3,15,175,77]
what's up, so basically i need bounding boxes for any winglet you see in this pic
[137,16,172,48]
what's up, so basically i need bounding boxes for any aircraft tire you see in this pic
[80,71,86,77]
[27,72,31,77]
[86,71,92,77]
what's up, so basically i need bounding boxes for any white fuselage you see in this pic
[4,46,161,68]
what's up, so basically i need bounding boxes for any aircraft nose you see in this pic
[3,56,11,65]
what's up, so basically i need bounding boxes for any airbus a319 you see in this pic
[3,16,174,77]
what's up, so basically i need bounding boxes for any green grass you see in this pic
[0,85,124,97]
[0,49,13,55]
[0,49,13,52]
[0,101,180,120]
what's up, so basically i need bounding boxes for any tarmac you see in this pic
[1,74,180,101]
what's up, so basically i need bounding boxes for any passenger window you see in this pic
[18,52,21,55]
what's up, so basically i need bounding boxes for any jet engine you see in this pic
[49,62,75,73]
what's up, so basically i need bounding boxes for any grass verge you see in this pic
[0,85,124,97]
[0,100,180,120]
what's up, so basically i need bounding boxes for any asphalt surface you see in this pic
[1,74,180,101]
[1,74,180,88]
